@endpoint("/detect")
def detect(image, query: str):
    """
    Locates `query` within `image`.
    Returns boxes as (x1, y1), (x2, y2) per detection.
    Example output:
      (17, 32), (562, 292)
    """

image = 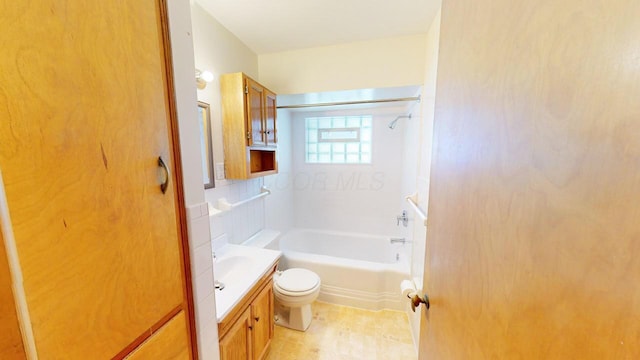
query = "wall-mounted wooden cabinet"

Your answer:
(220, 72), (278, 179)
(218, 265), (276, 360)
